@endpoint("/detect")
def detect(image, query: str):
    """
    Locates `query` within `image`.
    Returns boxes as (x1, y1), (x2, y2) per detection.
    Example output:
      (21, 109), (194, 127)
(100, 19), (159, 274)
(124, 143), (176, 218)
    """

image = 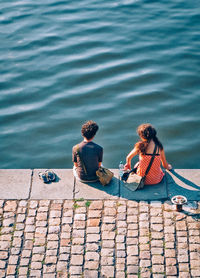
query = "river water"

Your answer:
(0, 0), (200, 169)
